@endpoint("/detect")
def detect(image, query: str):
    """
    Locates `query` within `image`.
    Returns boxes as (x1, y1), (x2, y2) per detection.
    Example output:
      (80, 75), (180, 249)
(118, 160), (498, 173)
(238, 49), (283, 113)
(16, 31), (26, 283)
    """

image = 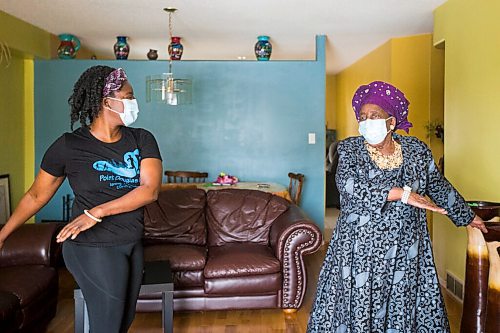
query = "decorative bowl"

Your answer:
(467, 201), (500, 221)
